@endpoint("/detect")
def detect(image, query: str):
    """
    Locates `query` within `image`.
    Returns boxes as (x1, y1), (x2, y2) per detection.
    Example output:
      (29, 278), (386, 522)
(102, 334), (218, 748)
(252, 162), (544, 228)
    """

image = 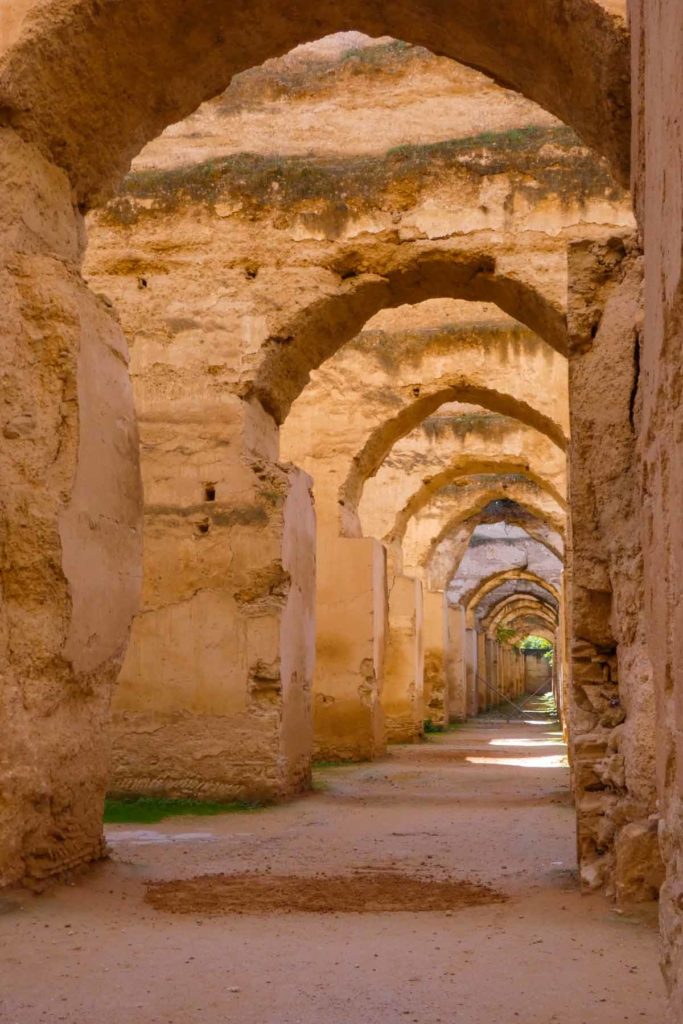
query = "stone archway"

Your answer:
(0, 0), (636, 896)
(464, 570), (561, 628)
(0, 0), (630, 205)
(406, 477), (566, 578)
